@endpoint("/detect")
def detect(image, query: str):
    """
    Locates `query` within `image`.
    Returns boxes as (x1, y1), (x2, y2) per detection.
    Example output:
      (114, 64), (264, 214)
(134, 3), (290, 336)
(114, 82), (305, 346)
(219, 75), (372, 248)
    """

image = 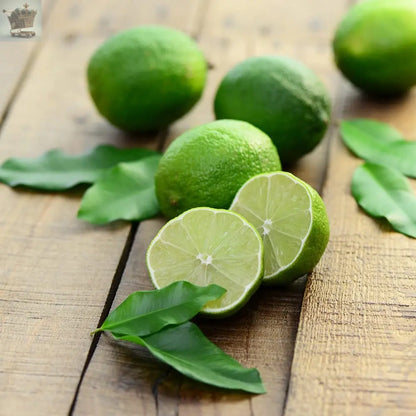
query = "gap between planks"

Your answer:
(68, 222), (139, 416)
(0, 1), (188, 415)
(67, 128), (169, 415)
